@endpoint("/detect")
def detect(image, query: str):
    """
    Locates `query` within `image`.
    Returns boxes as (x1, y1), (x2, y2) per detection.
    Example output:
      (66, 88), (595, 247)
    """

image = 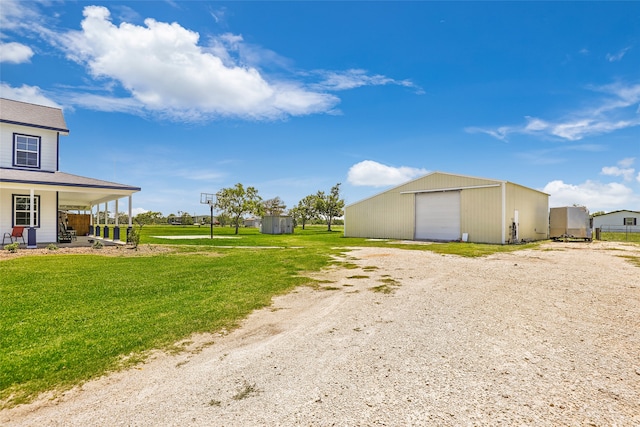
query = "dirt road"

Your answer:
(3, 241), (639, 426)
